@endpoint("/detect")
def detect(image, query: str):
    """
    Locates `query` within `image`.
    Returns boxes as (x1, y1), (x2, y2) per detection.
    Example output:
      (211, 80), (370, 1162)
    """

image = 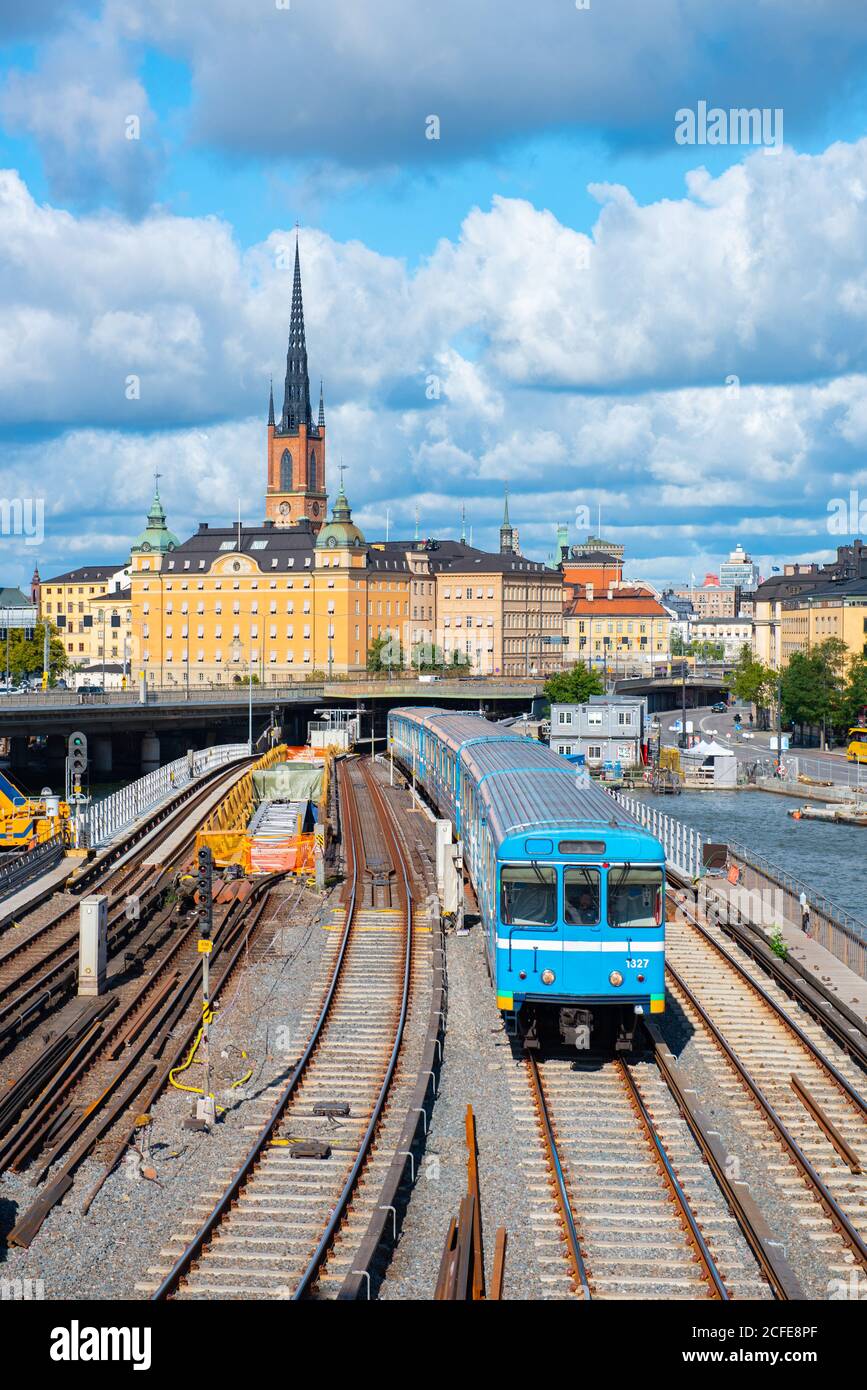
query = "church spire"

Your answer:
(318, 379), (325, 428)
(499, 486), (516, 555)
(268, 377), (275, 427)
(281, 233), (311, 432)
